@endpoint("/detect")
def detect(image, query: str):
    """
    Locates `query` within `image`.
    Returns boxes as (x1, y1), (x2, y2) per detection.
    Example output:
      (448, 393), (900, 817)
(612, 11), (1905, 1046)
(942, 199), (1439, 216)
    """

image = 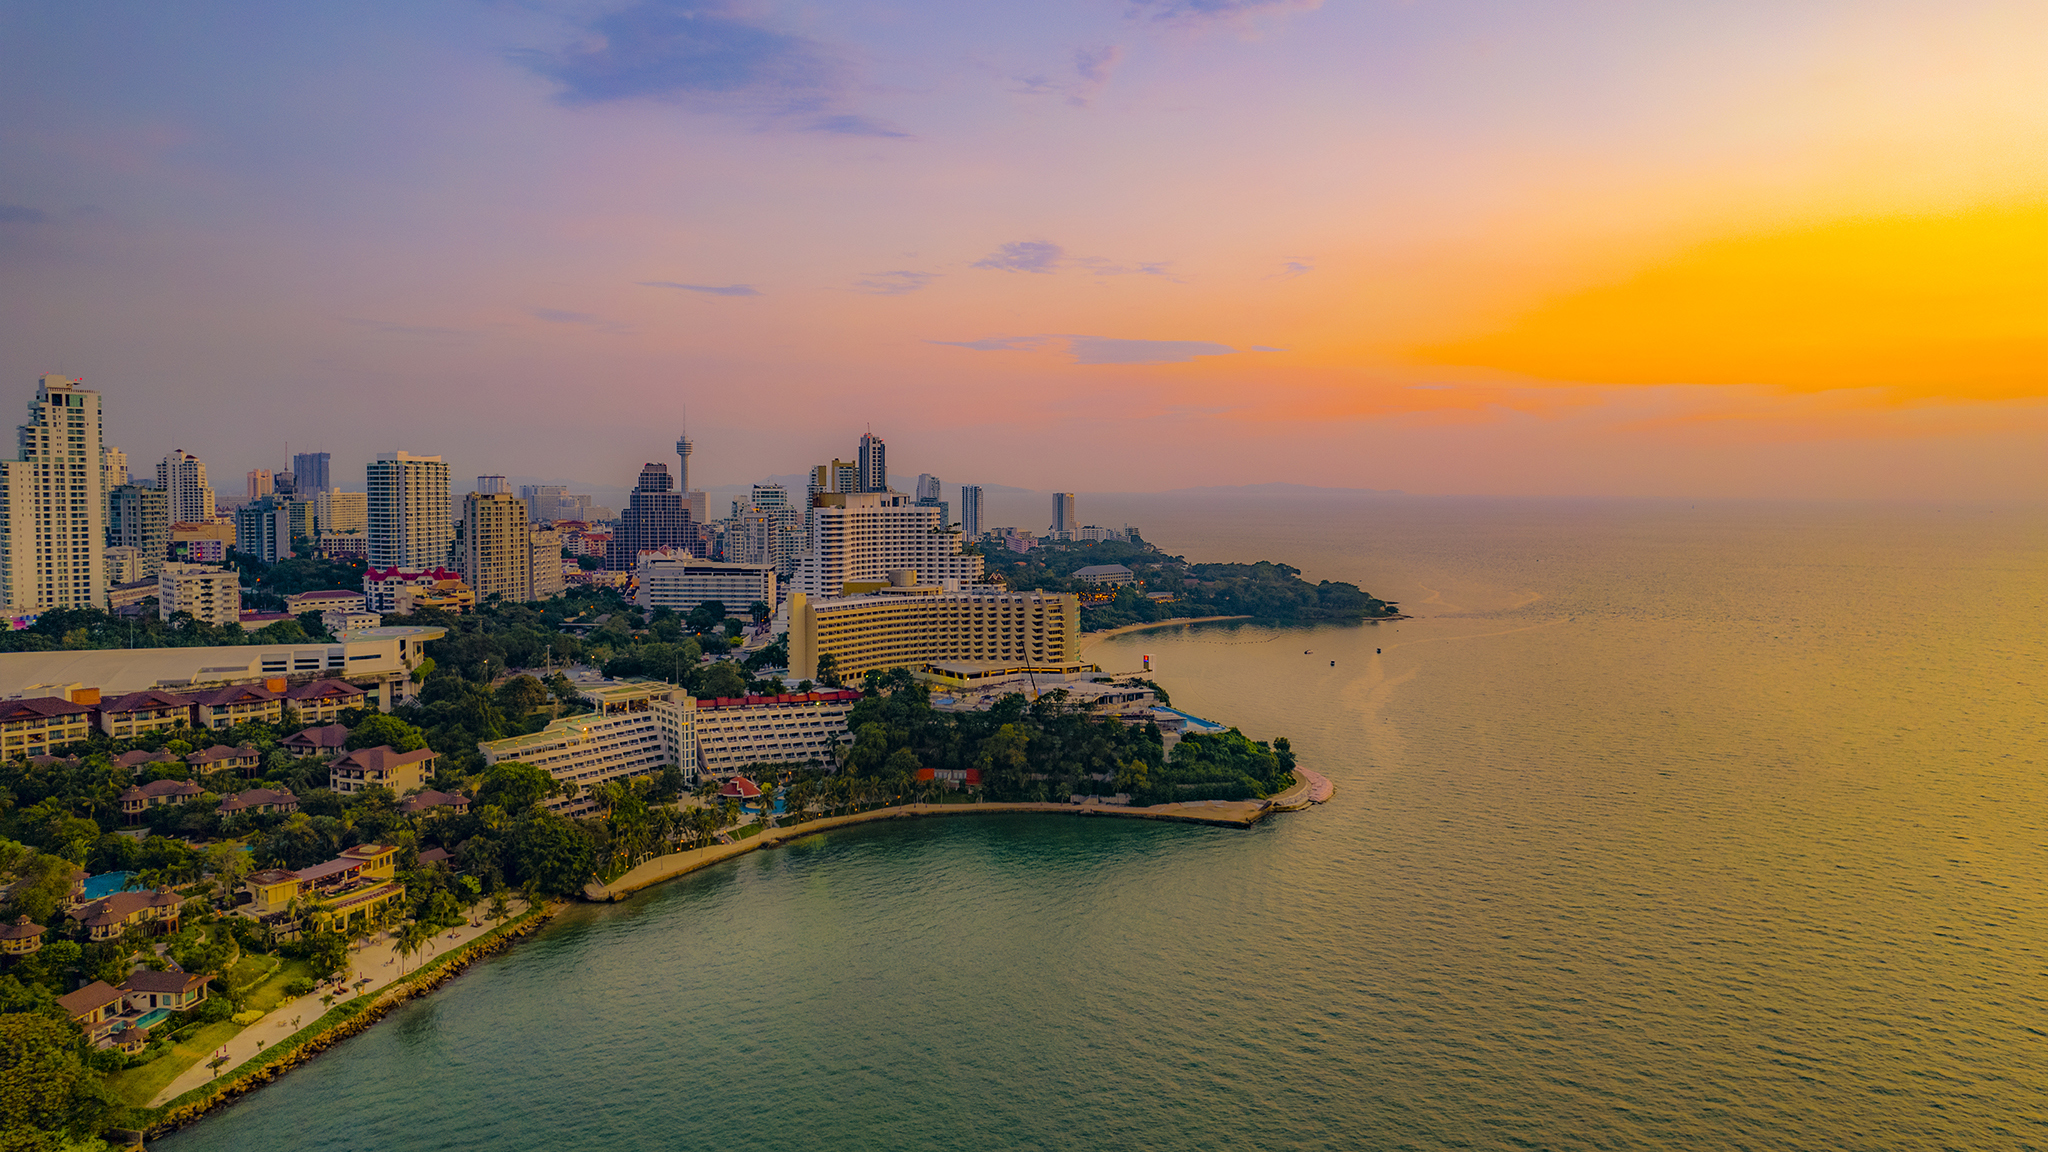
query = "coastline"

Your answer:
(1079, 616), (1254, 651)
